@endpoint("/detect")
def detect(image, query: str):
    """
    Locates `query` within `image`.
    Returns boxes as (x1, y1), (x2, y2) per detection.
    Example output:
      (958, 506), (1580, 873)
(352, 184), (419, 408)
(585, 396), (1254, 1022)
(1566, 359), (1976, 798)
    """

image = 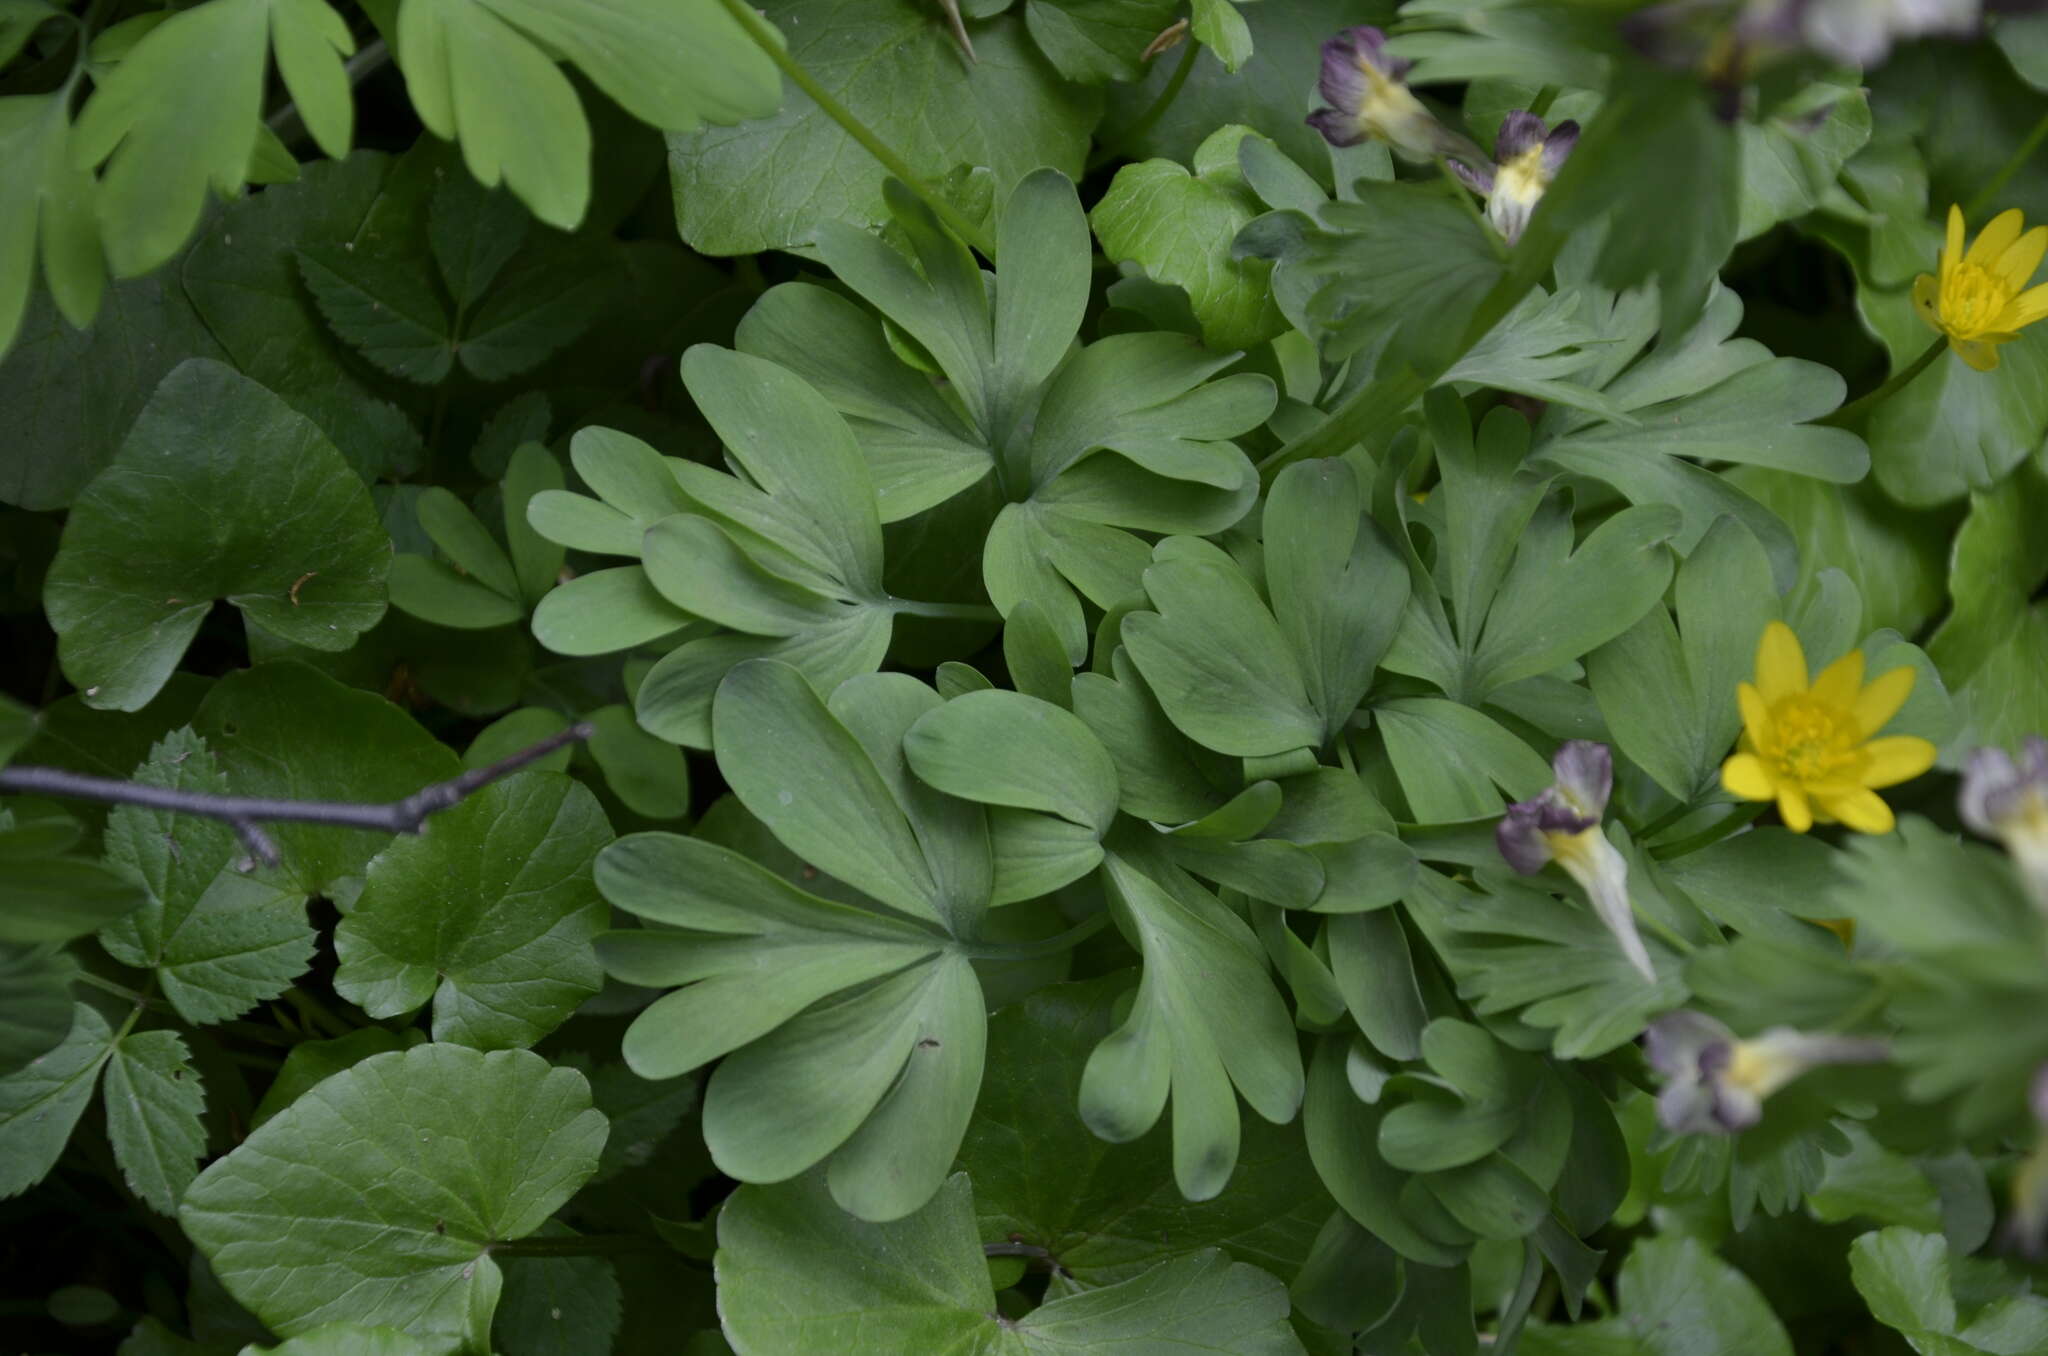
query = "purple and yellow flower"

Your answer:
(1720, 621), (1936, 834)
(1305, 26), (1484, 166)
(1960, 735), (2048, 915)
(1451, 111), (1579, 245)
(1497, 741), (1656, 981)
(1915, 205), (2048, 372)
(1645, 1009), (1888, 1134)
(2010, 1064), (2048, 1256)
